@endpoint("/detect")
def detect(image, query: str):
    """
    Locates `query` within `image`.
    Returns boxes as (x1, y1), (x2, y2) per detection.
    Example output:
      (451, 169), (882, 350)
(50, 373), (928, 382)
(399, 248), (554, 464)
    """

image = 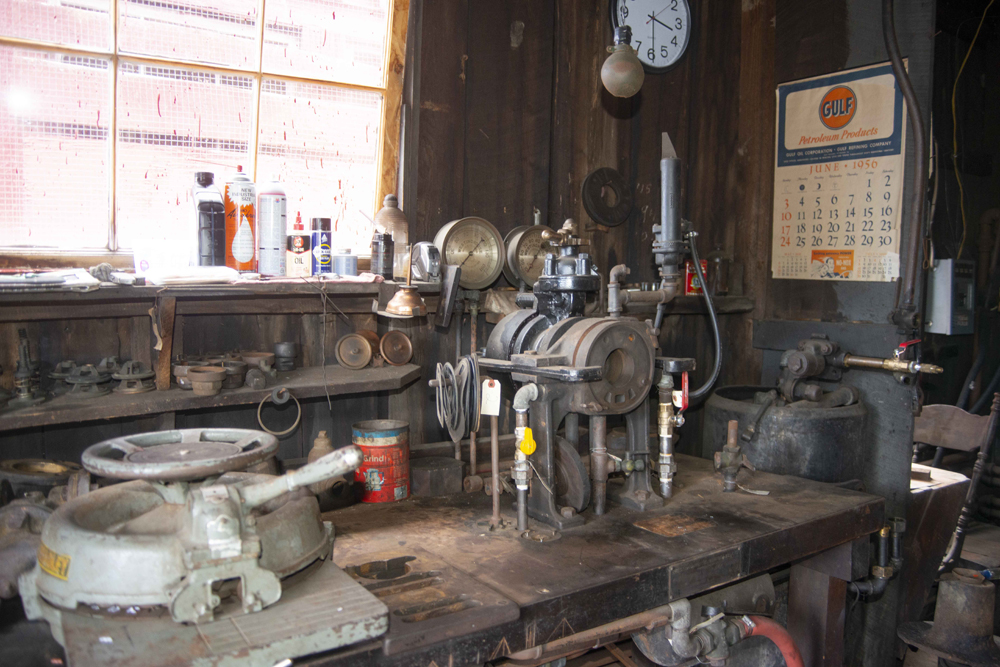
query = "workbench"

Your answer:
(313, 453), (884, 667)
